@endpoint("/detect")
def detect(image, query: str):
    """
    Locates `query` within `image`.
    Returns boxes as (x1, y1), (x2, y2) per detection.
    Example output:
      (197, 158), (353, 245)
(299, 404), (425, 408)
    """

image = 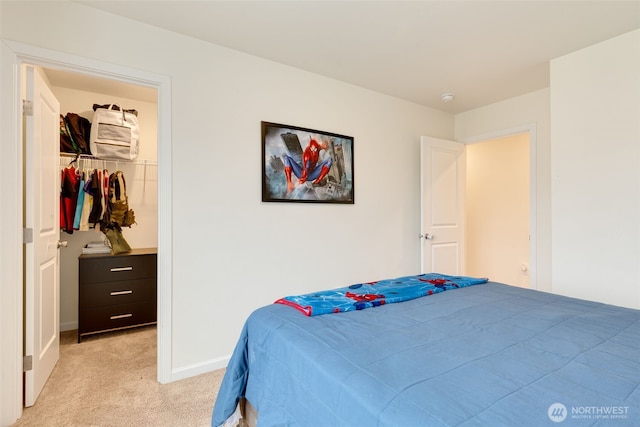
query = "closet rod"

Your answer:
(60, 152), (157, 166)
(60, 153), (156, 194)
